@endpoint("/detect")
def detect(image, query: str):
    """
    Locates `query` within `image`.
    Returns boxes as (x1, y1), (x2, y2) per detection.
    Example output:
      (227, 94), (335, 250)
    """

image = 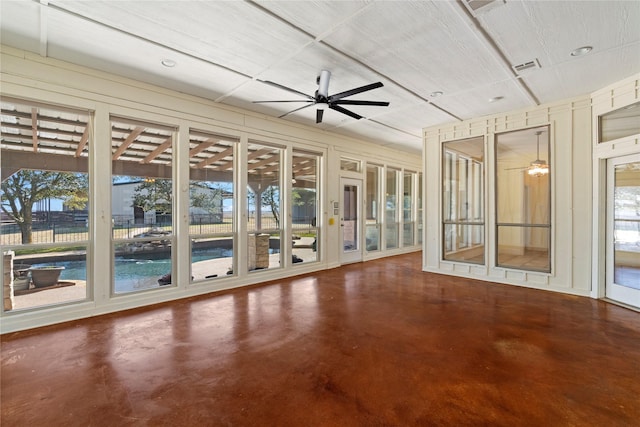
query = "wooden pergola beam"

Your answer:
(75, 126), (90, 158)
(141, 137), (172, 164)
(31, 108), (38, 152)
(111, 126), (144, 161)
(194, 146), (234, 169)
